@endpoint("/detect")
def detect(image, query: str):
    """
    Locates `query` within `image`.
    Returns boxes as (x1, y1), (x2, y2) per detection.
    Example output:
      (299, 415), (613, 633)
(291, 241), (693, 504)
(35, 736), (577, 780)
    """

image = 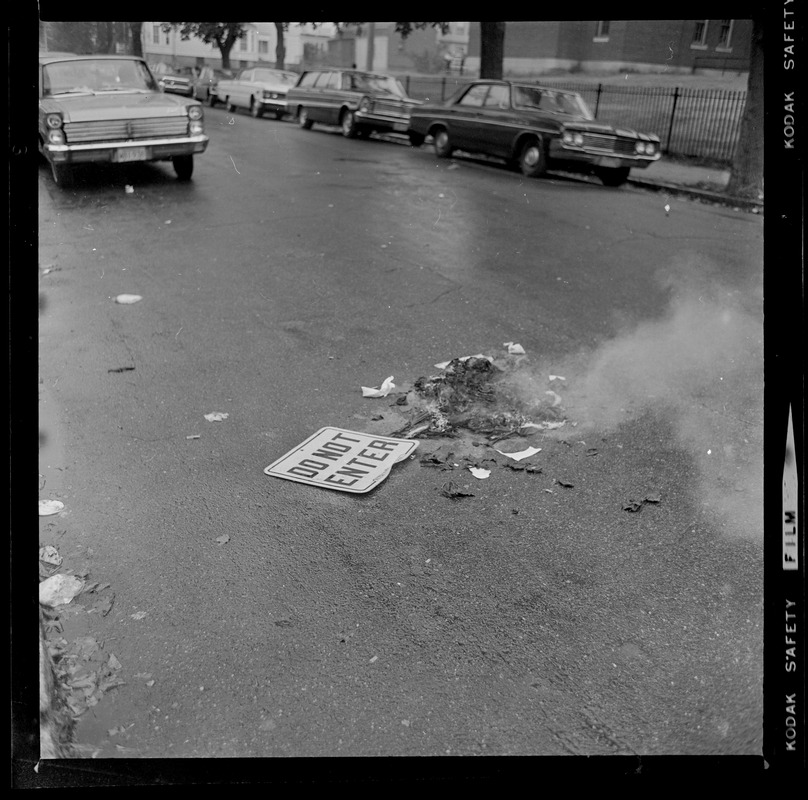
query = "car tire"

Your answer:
(298, 107), (313, 129)
(226, 98), (237, 113)
(597, 167), (630, 187)
(433, 128), (454, 158)
(250, 99), (264, 118)
(409, 132), (425, 148)
(518, 137), (547, 178)
(207, 92), (218, 107)
(341, 109), (359, 138)
(50, 162), (73, 188)
(173, 155), (194, 181)
(275, 110), (285, 120)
